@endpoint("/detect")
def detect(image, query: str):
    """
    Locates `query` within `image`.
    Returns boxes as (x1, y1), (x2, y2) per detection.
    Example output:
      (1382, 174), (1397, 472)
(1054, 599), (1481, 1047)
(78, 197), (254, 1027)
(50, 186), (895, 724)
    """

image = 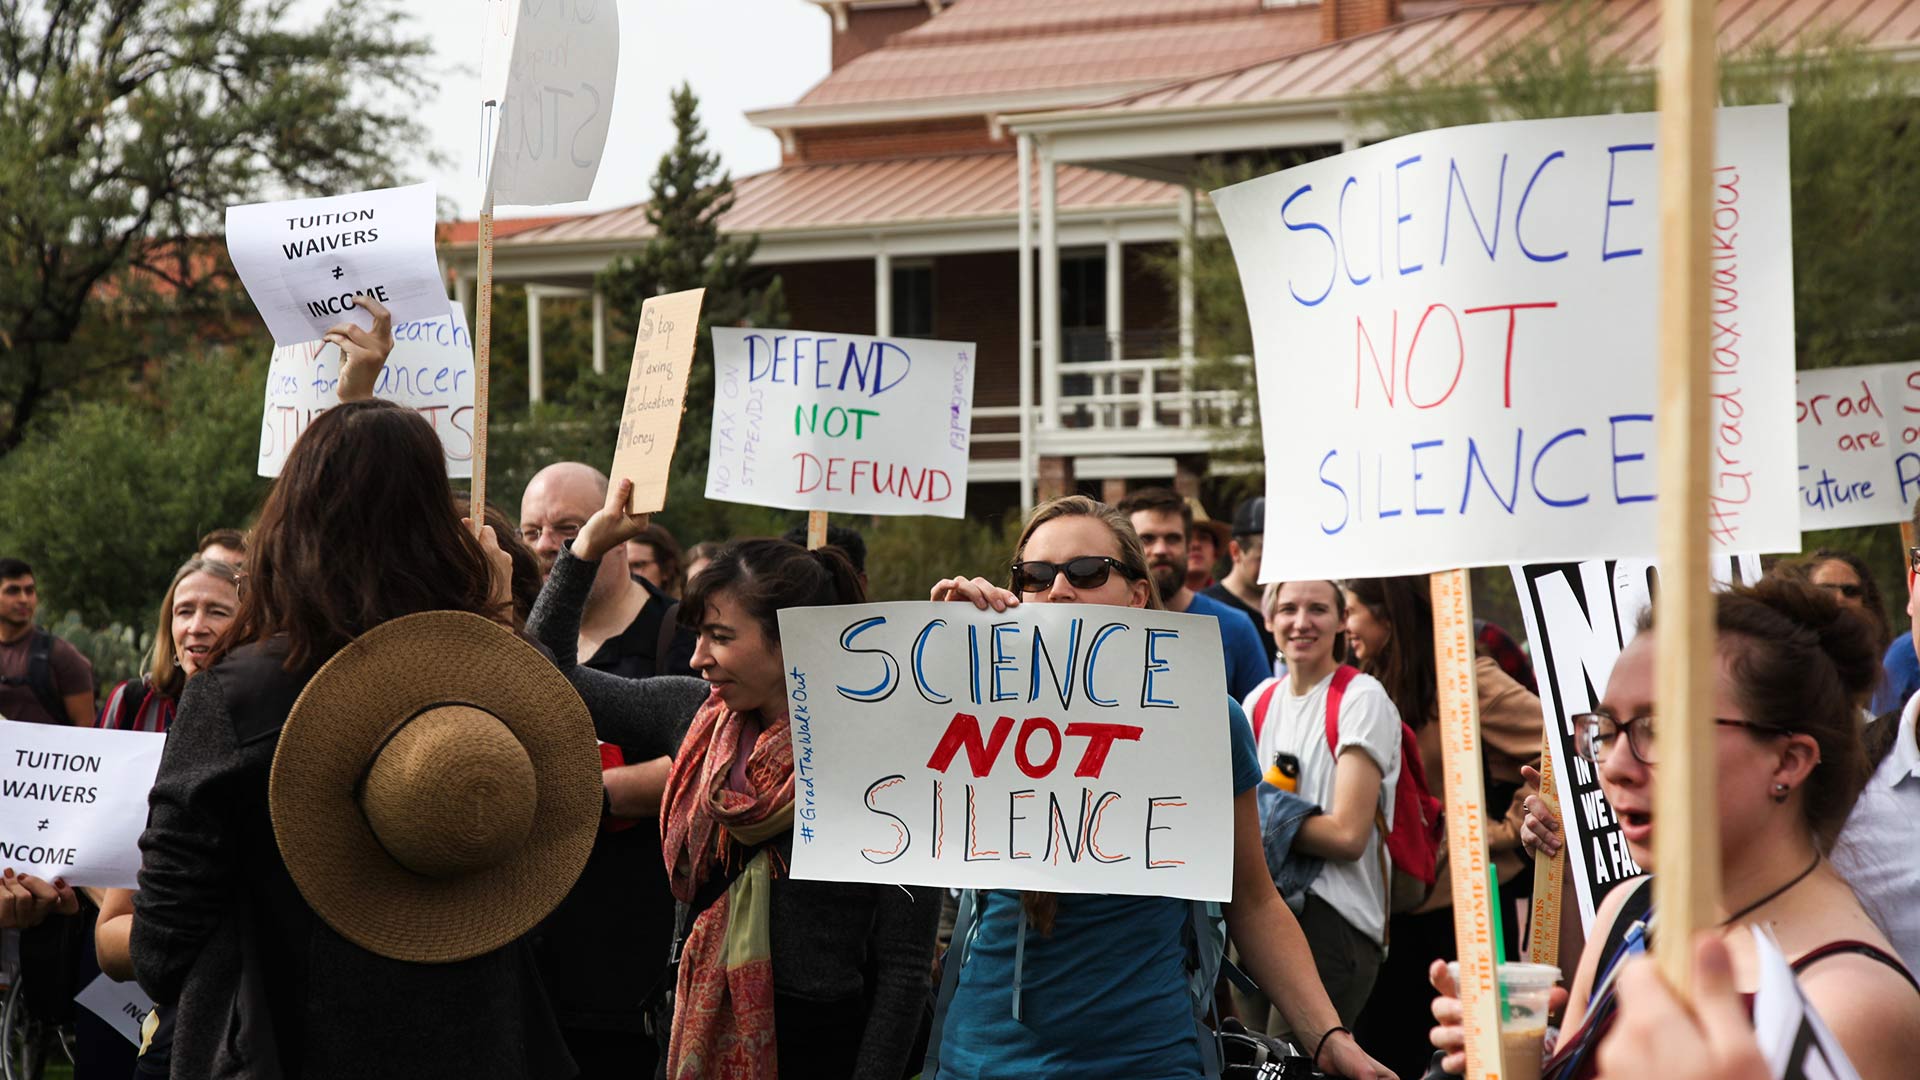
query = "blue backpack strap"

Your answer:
(920, 889), (978, 1080)
(1187, 898), (1227, 1080)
